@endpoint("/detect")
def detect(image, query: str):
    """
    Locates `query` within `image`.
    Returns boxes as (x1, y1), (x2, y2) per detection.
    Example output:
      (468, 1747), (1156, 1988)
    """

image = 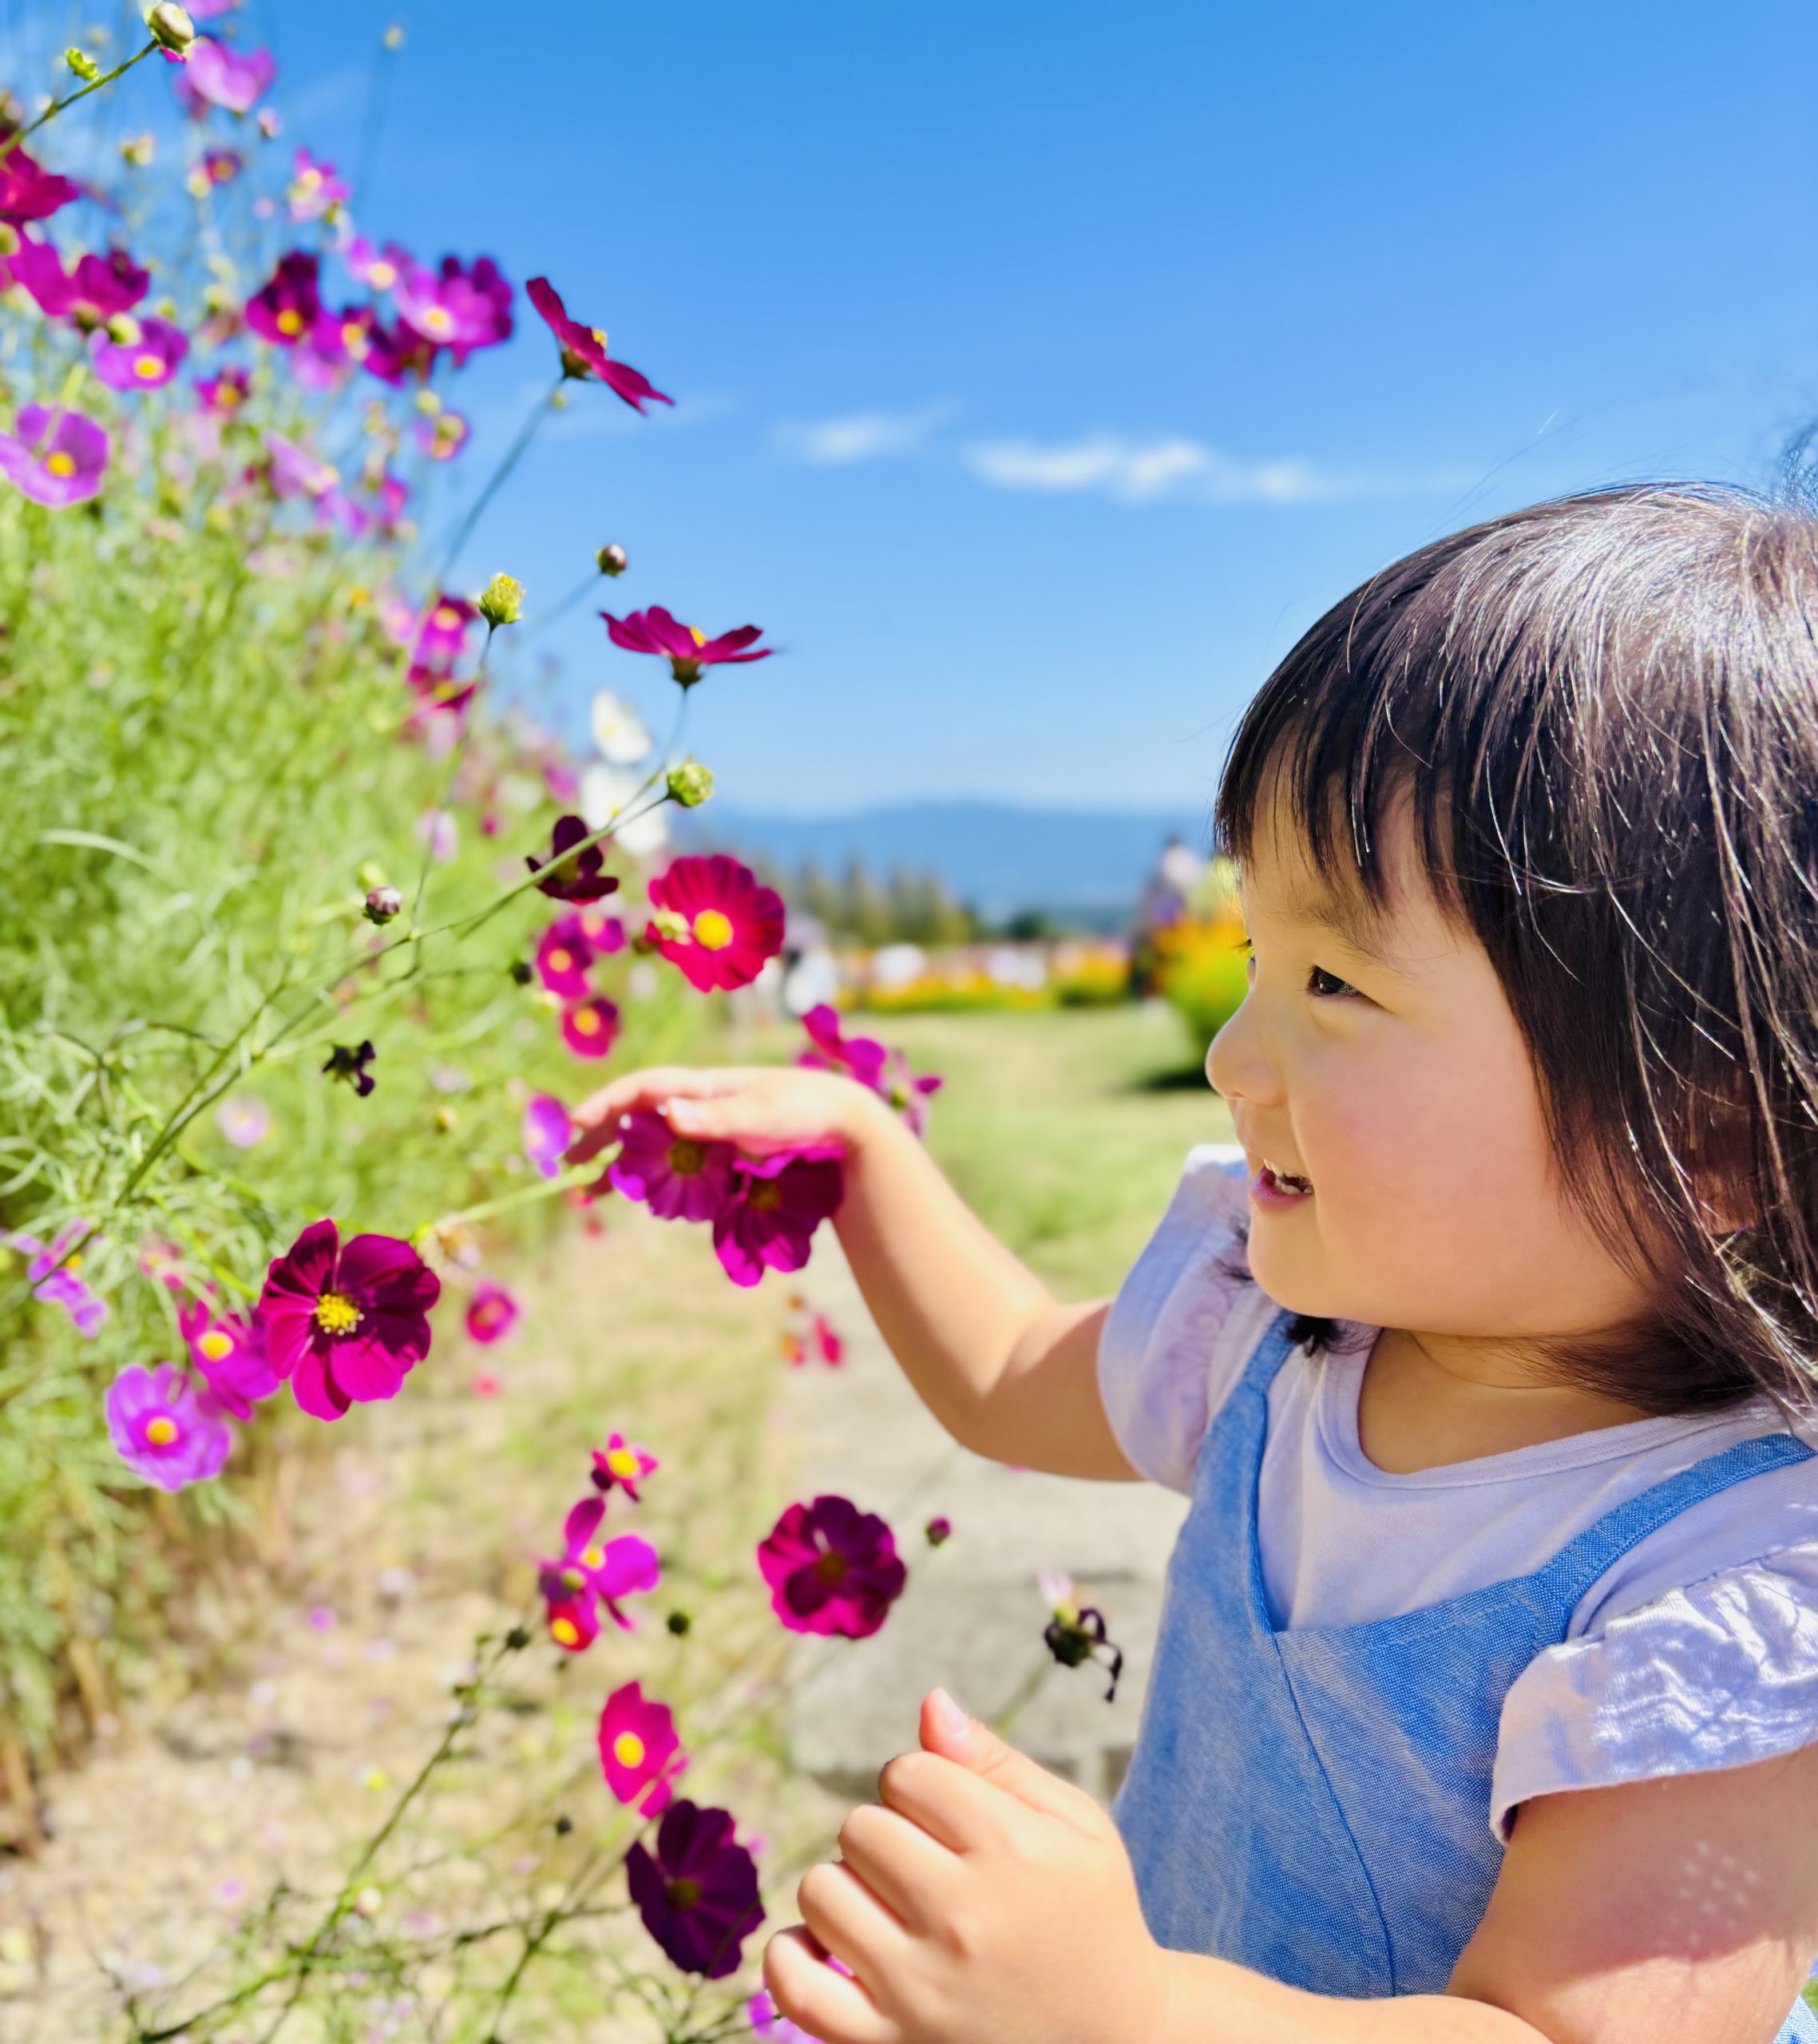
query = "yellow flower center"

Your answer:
(313, 1291), (362, 1337)
(297, 168), (322, 192)
(574, 1008), (600, 1036)
(370, 260), (397, 289)
(46, 453), (75, 477)
(590, 327), (608, 348)
(750, 1179), (784, 1213)
(343, 320), (366, 349)
(199, 1329), (234, 1362)
(691, 909), (734, 952)
(549, 1615), (579, 1646)
(688, 625), (706, 648)
(667, 1138), (706, 1176)
(433, 604), (461, 629)
(145, 1416), (180, 1447)
(275, 308), (303, 336)
(421, 307), (452, 336)
(133, 354), (164, 379)
(581, 1544), (605, 1570)
(608, 1447), (640, 1480)
(547, 947), (572, 973)
(612, 1731), (646, 1769)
